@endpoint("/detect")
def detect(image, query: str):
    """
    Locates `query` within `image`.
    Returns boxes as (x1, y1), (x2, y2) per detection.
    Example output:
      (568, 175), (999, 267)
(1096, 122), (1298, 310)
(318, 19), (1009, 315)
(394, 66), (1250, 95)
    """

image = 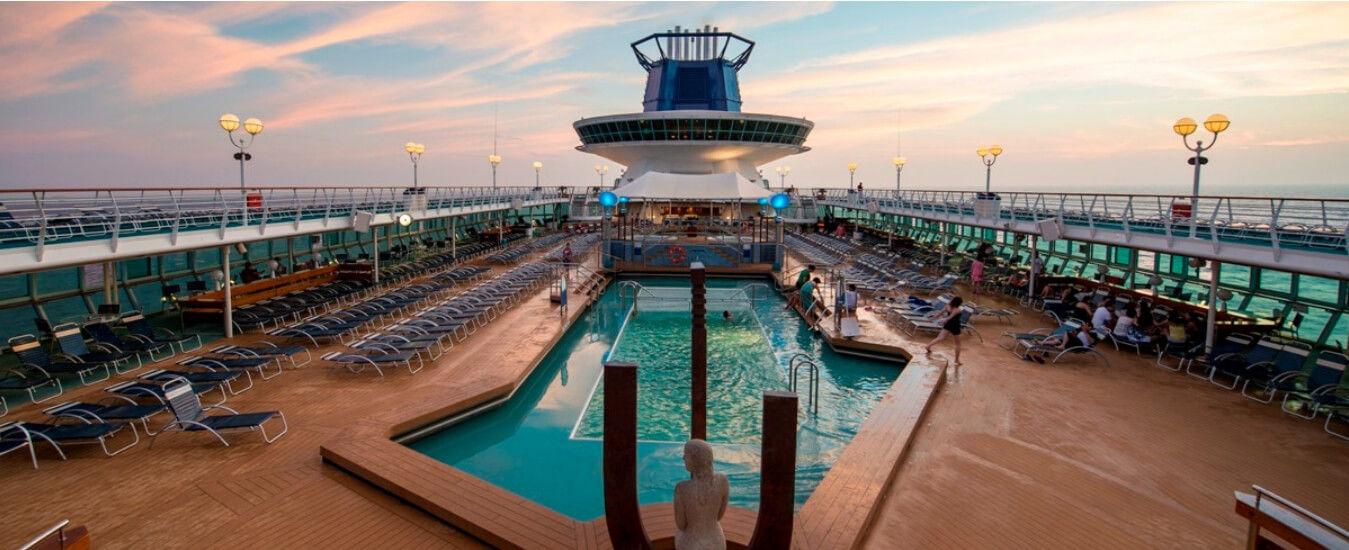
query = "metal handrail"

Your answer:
(18, 519), (71, 550)
(1248, 484), (1349, 543)
(787, 352), (820, 415)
